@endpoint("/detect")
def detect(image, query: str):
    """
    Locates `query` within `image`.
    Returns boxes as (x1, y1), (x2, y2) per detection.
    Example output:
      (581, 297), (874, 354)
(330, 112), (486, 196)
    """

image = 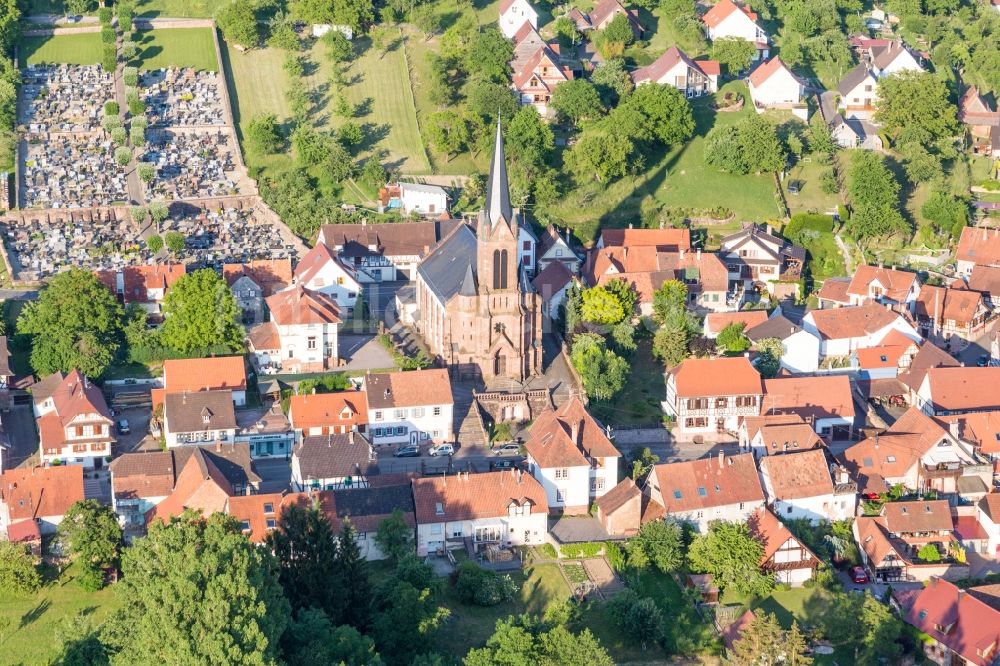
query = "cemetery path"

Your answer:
(115, 60), (145, 206)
